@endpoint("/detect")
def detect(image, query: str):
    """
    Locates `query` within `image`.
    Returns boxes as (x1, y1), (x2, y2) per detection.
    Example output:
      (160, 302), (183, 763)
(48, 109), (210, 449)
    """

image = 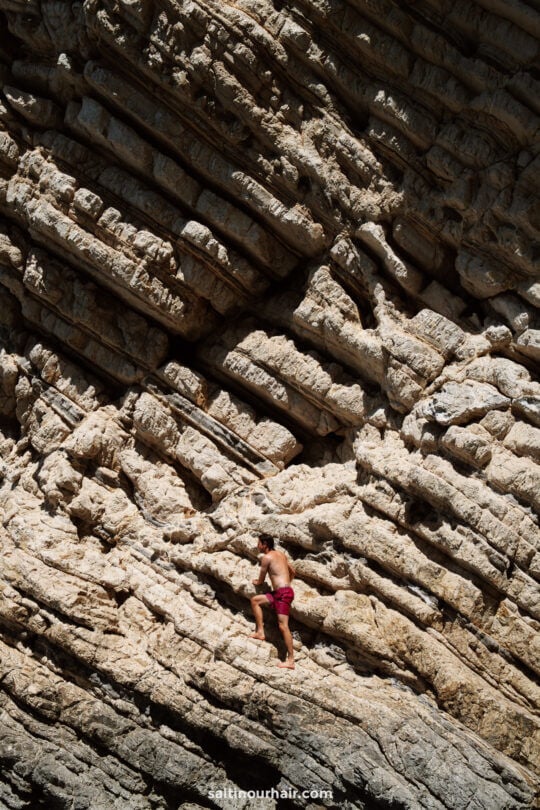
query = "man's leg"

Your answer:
(249, 594), (269, 640)
(277, 614), (295, 668)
